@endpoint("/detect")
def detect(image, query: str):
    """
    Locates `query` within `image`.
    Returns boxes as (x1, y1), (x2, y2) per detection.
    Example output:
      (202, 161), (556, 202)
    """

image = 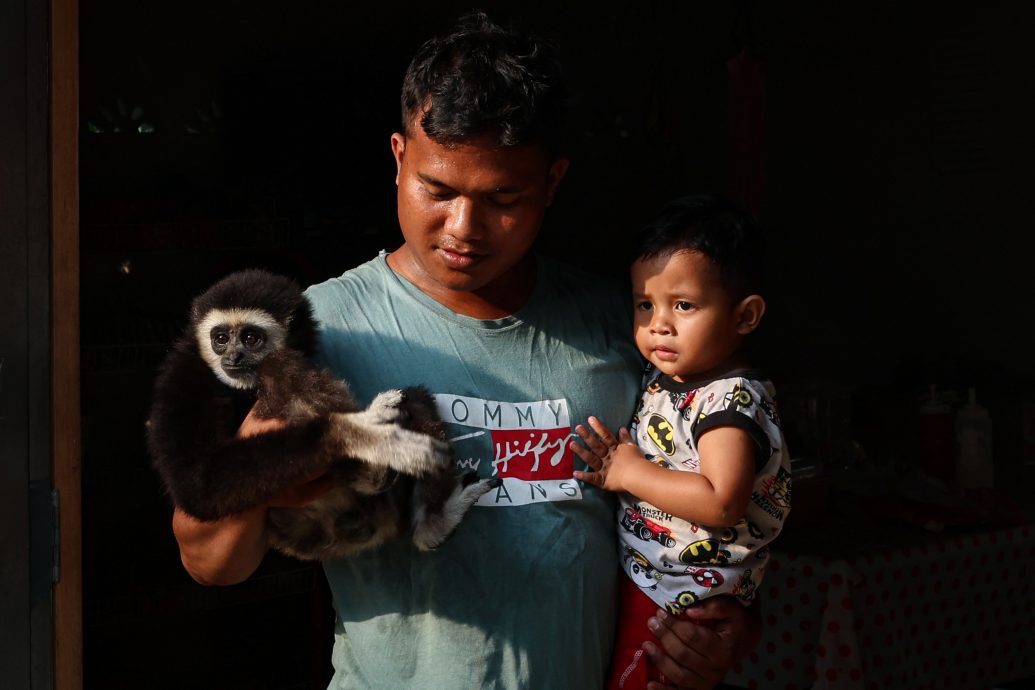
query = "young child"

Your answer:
(571, 193), (791, 690)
